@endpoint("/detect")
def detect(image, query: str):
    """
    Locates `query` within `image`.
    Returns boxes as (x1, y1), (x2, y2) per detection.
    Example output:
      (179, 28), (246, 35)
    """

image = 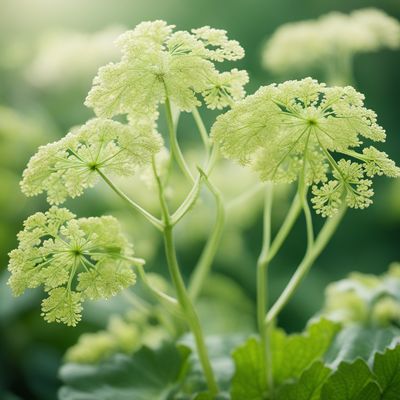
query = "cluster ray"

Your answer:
(8, 206), (139, 326)
(211, 78), (400, 217)
(21, 118), (162, 205)
(85, 20), (248, 121)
